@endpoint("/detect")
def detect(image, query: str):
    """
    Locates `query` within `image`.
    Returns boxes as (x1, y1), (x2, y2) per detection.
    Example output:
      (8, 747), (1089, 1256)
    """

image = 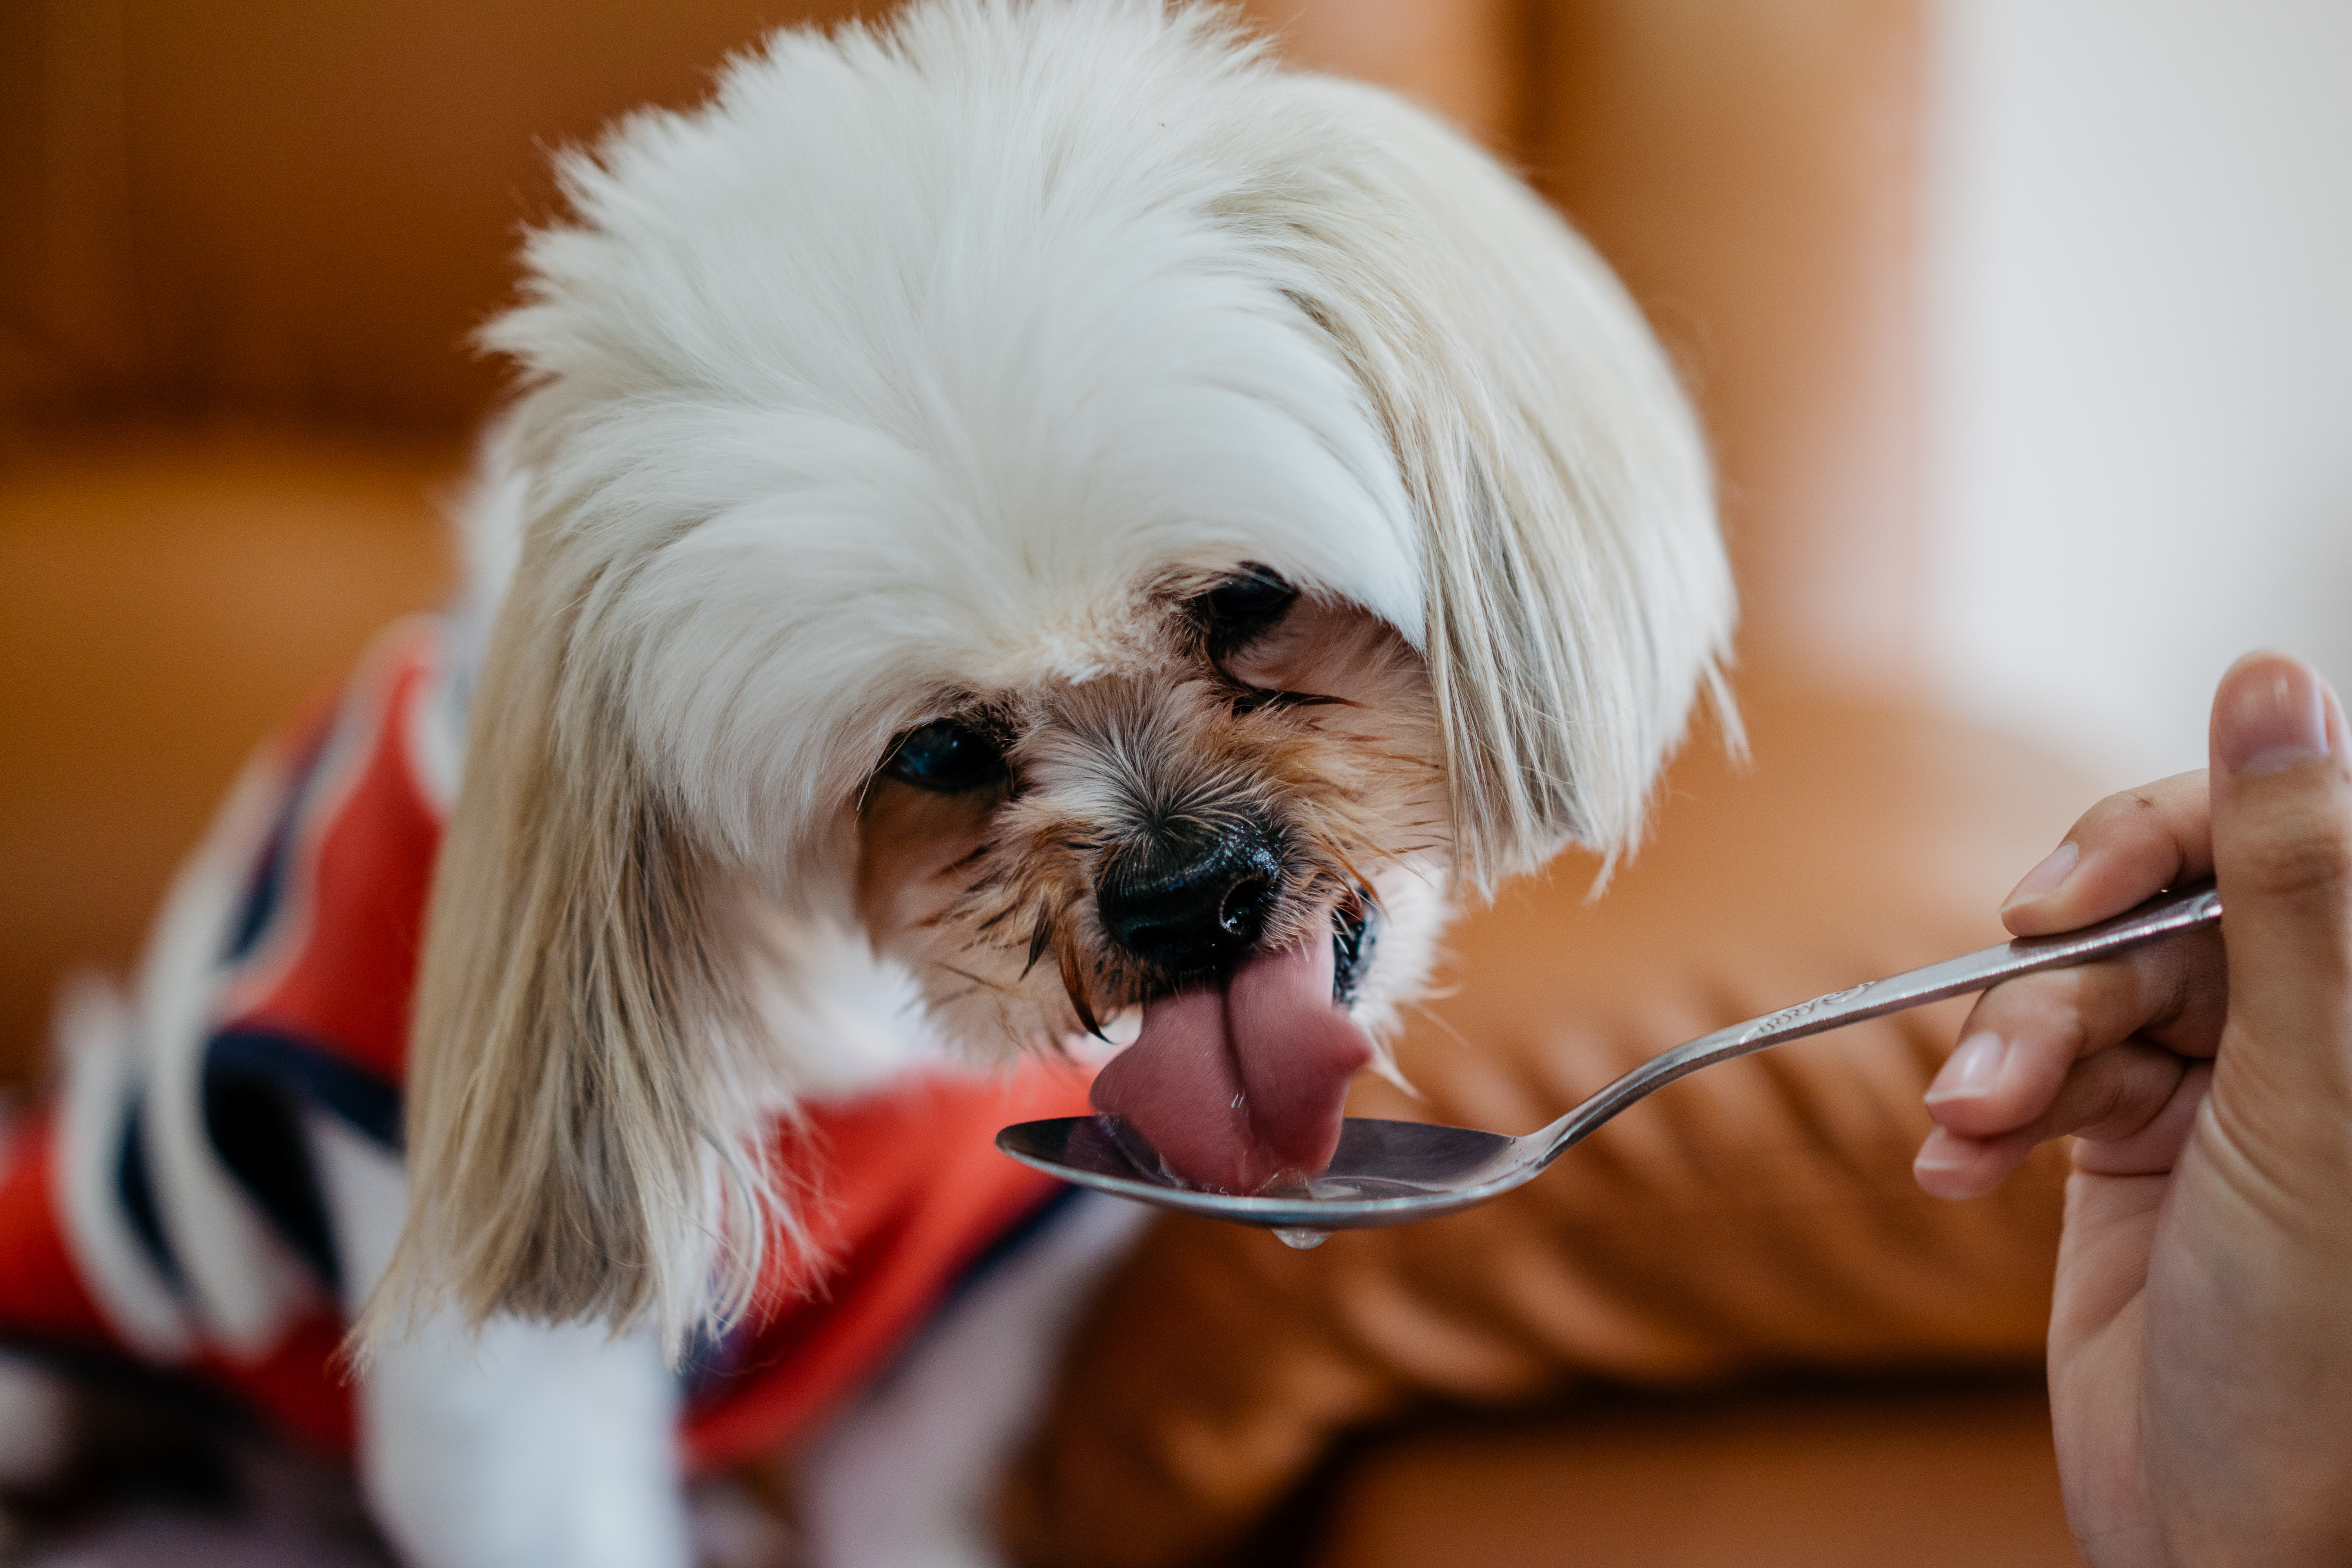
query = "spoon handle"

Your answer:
(1542, 881), (2224, 1159)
